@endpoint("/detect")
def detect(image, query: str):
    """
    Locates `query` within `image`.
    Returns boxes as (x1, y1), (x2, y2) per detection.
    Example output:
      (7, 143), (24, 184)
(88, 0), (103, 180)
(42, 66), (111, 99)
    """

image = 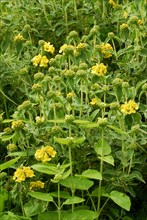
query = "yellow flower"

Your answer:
(35, 146), (56, 163)
(91, 63), (107, 76)
(30, 180), (45, 190)
(123, 12), (128, 19)
(14, 34), (25, 41)
(44, 42), (55, 54)
(59, 44), (68, 53)
(59, 44), (75, 54)
(100, 43), (113, 58)
(120, 23), (128, 30)
(138, 19), (143, 25)
(108, 0), (116, 8)
(66, 92), (76, 99)
(120, 100), (138, 114)
(39, 56), (49, 67)
(11, 120), (24, 130)
(32, 54), (42, 66)
(13, 166), (35, 182)
(90, 98), (98, 105)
